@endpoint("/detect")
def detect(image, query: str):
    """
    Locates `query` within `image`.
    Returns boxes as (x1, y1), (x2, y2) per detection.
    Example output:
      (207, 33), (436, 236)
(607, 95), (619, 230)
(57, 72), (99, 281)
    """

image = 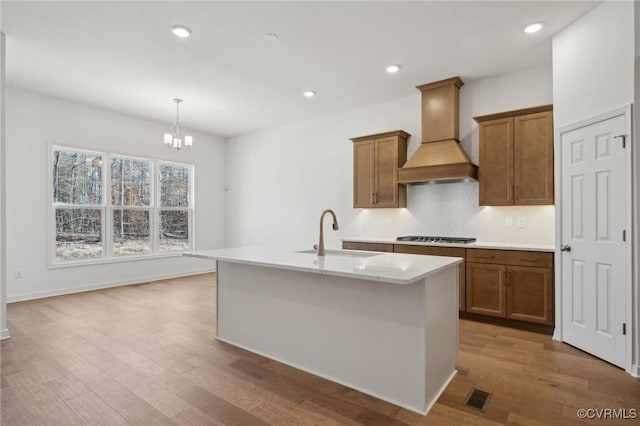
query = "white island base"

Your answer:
(215, 260), (458, 415)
